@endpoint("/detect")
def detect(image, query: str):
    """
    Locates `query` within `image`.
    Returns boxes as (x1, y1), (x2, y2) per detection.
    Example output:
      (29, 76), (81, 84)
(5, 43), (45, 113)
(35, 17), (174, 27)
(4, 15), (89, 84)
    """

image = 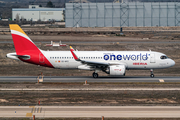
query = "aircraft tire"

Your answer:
(150, 74), (154, 78)
(93, 72), (98, 78)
